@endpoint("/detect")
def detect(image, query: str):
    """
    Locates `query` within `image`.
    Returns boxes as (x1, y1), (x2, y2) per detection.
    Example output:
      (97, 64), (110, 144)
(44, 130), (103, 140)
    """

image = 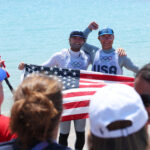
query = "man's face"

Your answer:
(0, 83), (4, 108)
(134, 75), (150, 123)
(134, 76), (150, 95)
(69, 36), (85, 52)
(98, 34), (114, 50)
